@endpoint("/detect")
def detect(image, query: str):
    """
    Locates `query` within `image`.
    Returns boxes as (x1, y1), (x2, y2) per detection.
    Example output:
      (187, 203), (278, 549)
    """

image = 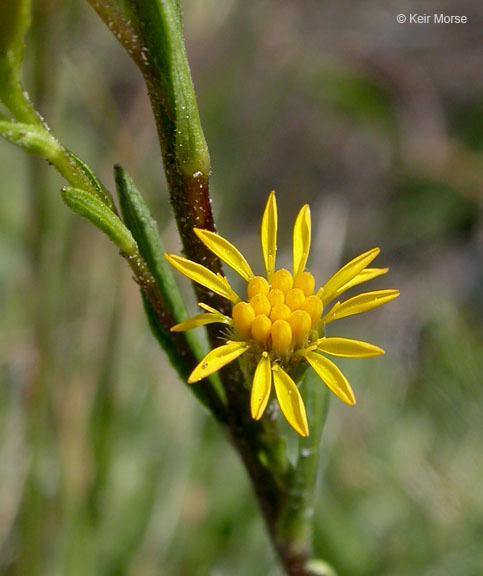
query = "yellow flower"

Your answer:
(165, 192), (399, 437)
